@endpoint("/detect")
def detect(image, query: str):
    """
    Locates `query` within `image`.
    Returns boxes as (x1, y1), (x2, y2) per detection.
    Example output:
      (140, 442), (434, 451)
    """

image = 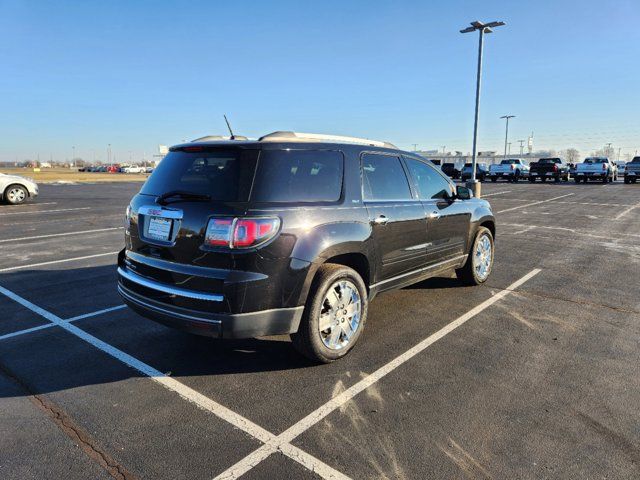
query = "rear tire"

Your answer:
(456, 227), (494, 286)
(491, 177), (497, 183)
(3, 184), (28, 205)
(529, 177), (535, 183)
(541, 177), (547, 182)
(291, 264), (368, 363)
(624, 177), (630, 184)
